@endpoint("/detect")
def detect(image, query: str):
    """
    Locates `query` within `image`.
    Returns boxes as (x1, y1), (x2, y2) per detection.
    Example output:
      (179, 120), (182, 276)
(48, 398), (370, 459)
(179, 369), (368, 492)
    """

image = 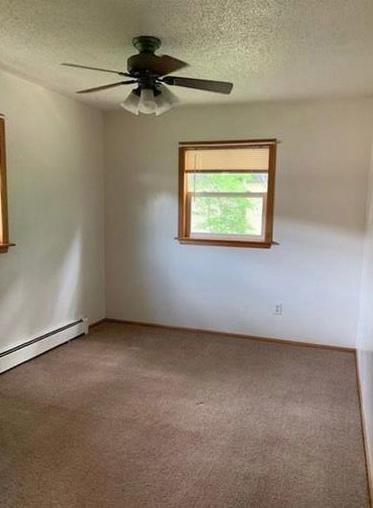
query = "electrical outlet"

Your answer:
(274, 304), (283, 315)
